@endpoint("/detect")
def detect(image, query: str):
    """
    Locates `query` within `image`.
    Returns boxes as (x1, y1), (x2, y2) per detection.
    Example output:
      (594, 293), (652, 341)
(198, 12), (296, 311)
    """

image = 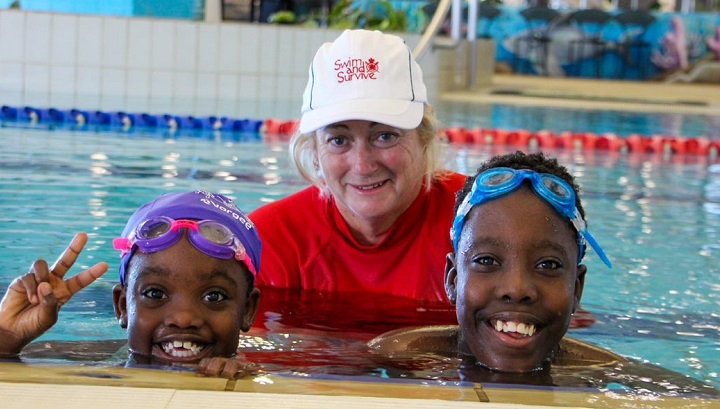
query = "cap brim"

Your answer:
(299, 99), (424, 134)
